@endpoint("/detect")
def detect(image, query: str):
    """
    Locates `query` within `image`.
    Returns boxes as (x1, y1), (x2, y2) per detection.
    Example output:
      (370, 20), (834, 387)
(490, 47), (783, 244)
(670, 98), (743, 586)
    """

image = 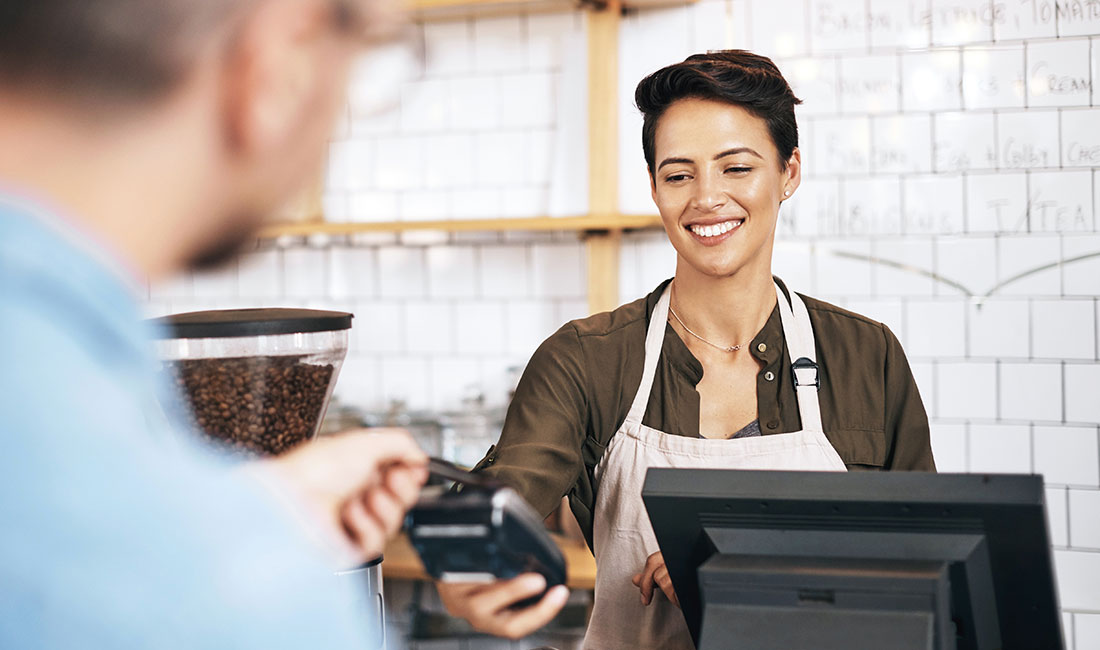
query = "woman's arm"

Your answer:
(475, 322), (590, 515)
(881, 323), (936, 471)
(438, 323), (591, 637)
